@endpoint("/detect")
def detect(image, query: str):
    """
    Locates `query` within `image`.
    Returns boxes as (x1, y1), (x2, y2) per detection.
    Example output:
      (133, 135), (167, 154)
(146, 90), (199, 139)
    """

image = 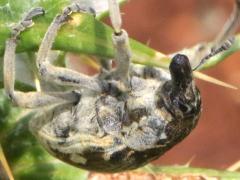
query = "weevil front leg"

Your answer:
(193, 0), (240, 70)
(4, 8), (80, 108)
(36, 3), (102, 92)
(108, 0), (131, 87)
